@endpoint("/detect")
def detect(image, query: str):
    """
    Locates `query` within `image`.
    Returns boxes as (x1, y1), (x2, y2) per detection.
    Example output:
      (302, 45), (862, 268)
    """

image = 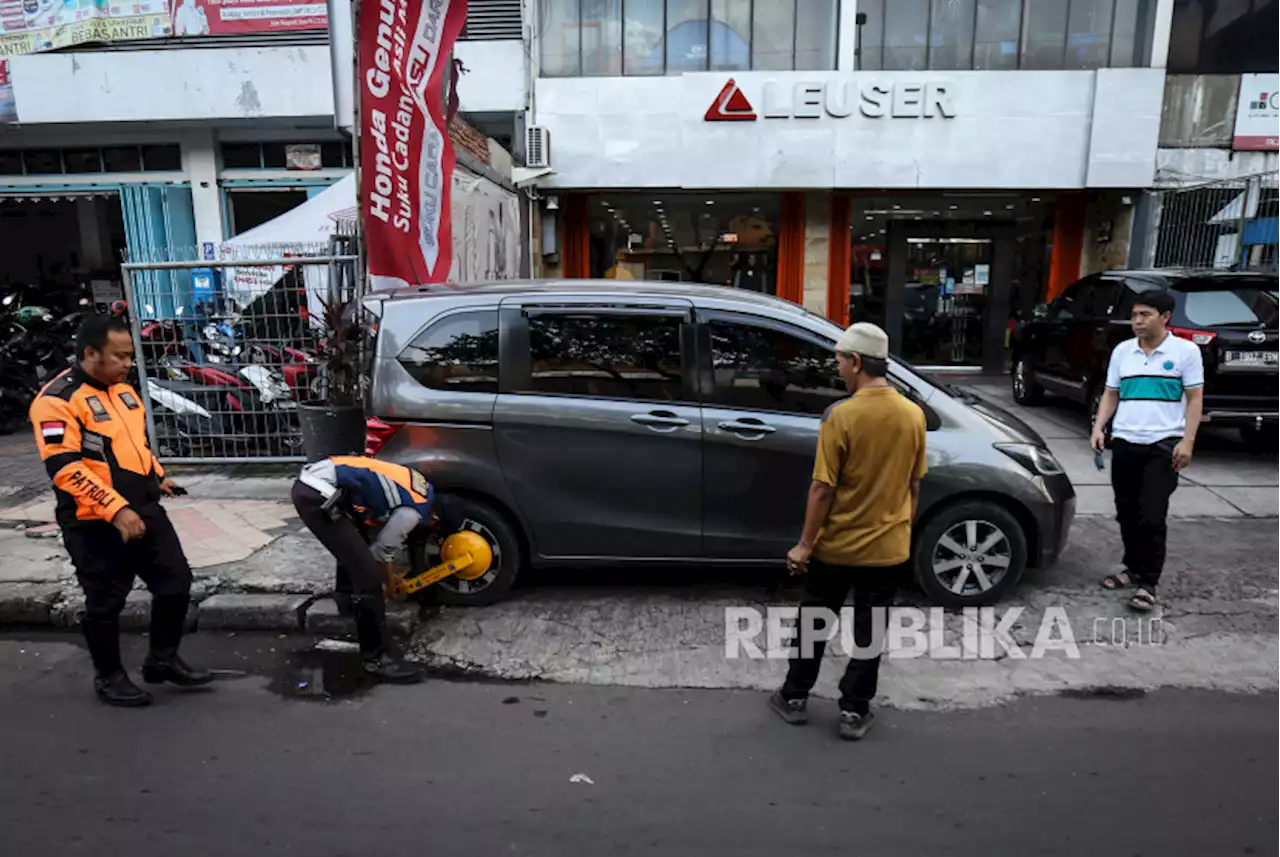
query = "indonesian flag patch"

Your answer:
(40, 421), (66, 445)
